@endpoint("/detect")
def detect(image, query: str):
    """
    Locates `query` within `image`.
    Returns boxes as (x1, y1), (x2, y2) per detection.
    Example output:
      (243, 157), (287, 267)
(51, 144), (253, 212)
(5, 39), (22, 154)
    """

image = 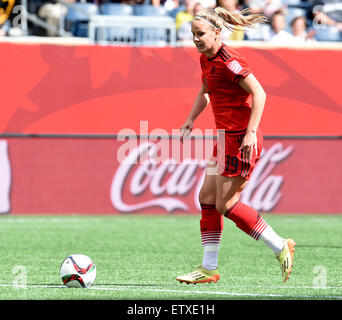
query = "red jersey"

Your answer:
(200, 44), (252, 132)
